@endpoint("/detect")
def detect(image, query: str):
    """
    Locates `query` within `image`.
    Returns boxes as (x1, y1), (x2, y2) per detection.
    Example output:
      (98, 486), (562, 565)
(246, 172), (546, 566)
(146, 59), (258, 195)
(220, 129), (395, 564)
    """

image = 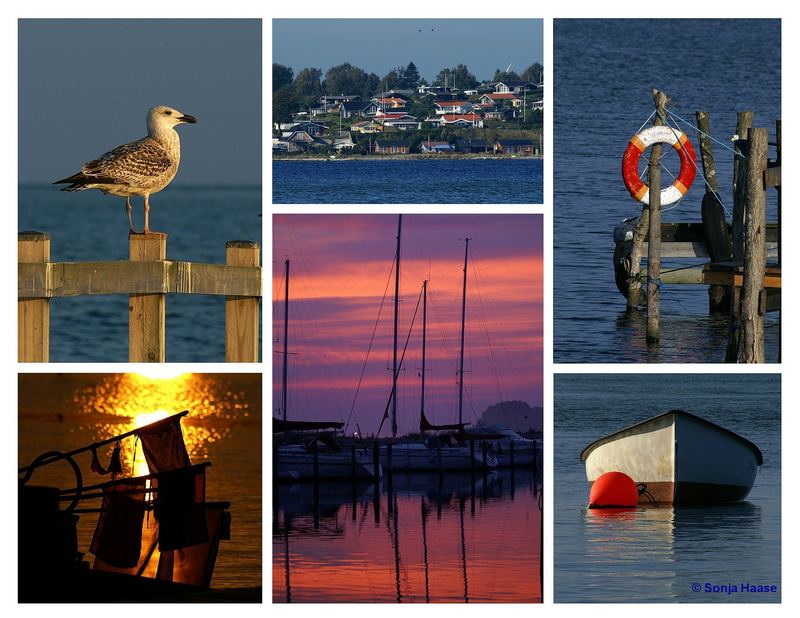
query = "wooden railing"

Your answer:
(18, 232), (261, 362)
